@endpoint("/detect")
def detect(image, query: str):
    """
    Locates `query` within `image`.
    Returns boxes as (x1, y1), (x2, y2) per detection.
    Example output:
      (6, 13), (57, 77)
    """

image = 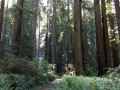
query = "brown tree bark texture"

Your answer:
(94, 0), (107, 75)
(74, 0), (84, 75)
(0, 0), (5, 40)
(101, 0), (111, 67)
(51, 0), (57, 64)
(14, 0), (24, 56)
